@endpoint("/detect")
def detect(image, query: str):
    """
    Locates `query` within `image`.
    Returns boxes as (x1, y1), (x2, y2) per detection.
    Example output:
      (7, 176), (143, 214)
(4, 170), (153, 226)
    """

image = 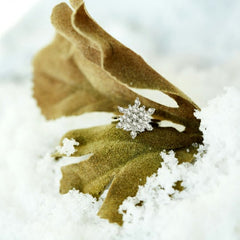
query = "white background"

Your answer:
(0, 0), (39, 37)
